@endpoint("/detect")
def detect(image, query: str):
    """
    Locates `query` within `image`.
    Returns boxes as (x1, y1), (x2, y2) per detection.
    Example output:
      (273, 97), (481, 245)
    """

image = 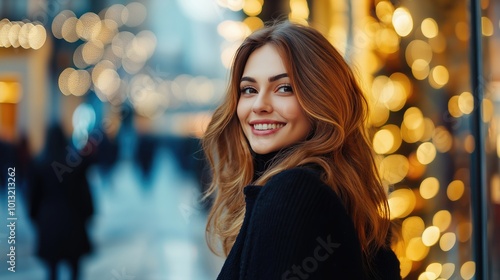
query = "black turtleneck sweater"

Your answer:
(217, 153), (401, 280)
